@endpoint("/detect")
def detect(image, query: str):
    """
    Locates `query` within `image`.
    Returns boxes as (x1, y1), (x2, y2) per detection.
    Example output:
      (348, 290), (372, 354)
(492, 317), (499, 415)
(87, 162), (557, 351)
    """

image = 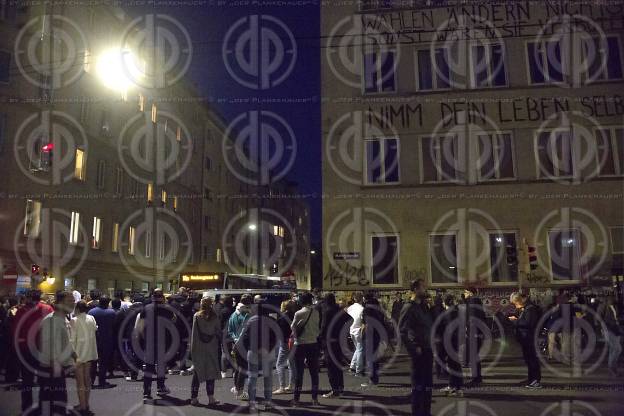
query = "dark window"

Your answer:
(365, 138), (399, 184)
(372, 235), (399, 285)
(489, 233), (518, 282)
(430, 234), (458, 284)
(418, 48), (450, 90)
(363, 50), (396, 93)
(477, 133), (515, 181)
(549, 230), (582, 281)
